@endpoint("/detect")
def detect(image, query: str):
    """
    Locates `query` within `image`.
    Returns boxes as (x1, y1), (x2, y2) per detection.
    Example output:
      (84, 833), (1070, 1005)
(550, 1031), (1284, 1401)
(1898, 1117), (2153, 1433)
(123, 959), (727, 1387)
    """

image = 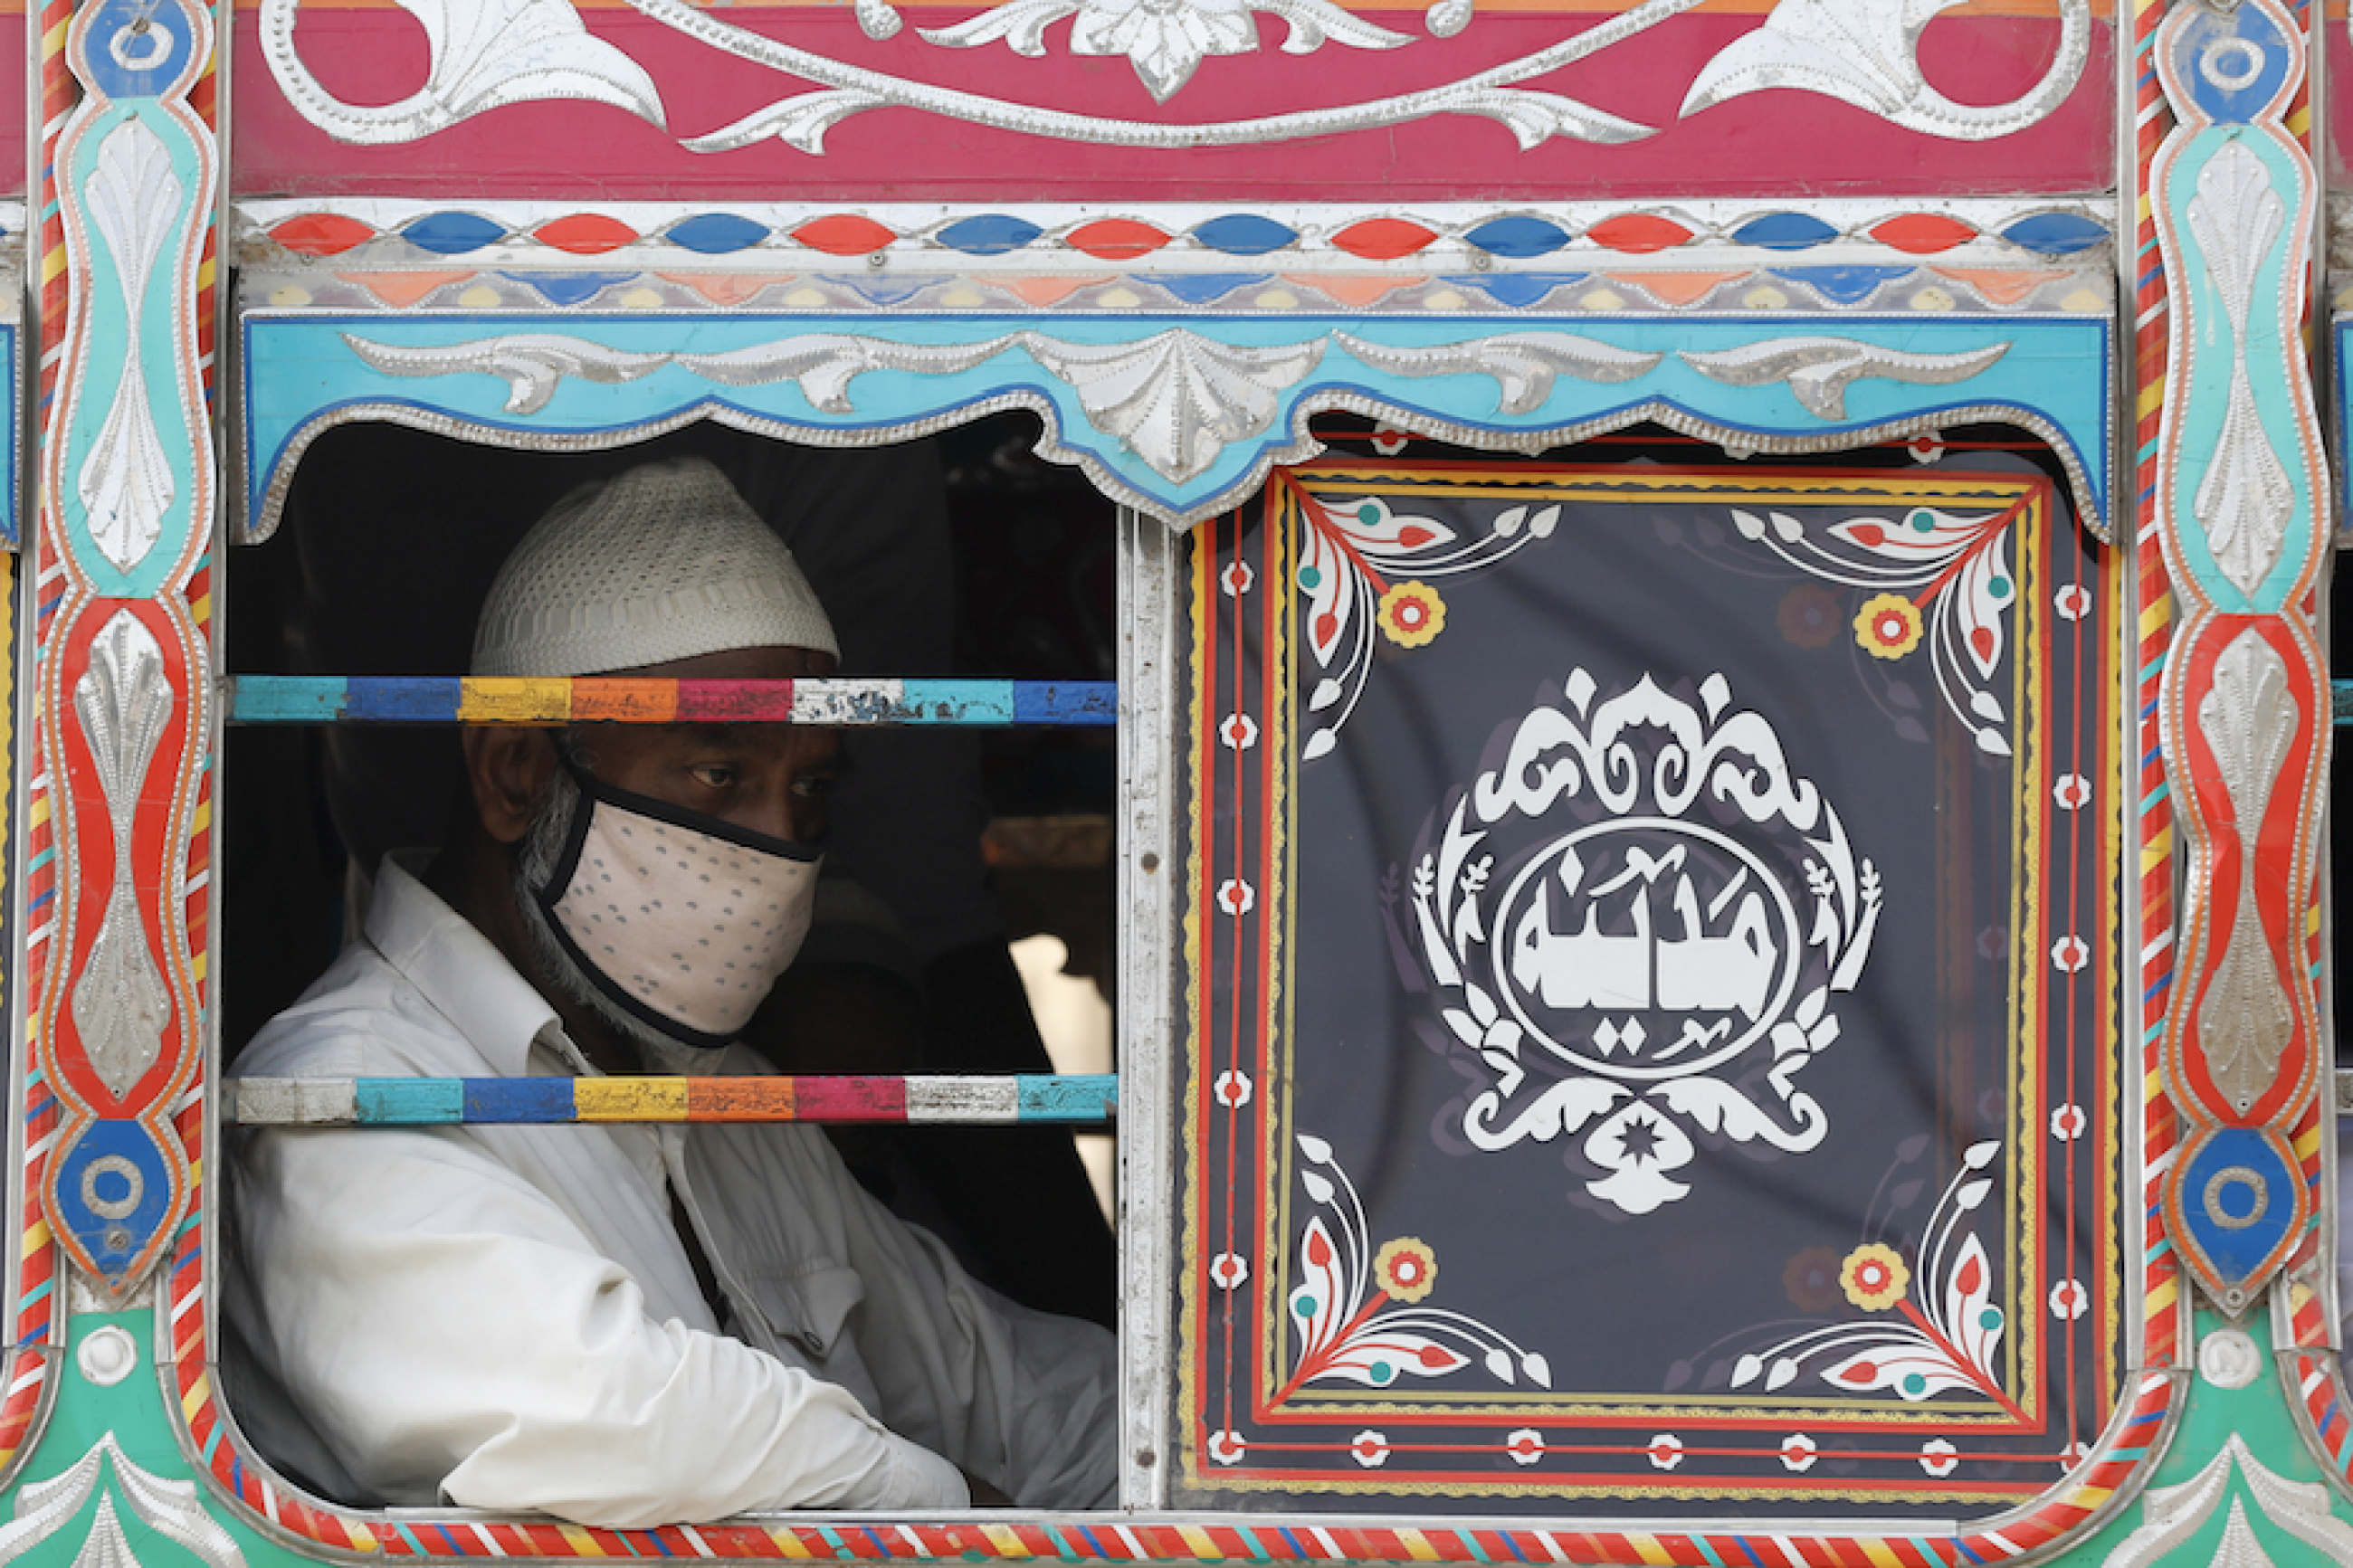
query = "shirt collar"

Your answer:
(363, 860), (577, 1079)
